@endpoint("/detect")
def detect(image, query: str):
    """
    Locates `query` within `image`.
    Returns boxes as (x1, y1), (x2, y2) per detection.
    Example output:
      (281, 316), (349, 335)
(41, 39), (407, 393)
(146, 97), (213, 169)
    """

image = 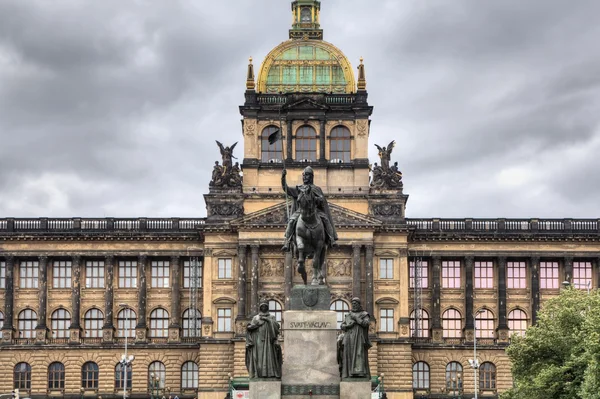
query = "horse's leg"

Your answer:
(298, 249), (307, 285)
(317, 245), (326, 285)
